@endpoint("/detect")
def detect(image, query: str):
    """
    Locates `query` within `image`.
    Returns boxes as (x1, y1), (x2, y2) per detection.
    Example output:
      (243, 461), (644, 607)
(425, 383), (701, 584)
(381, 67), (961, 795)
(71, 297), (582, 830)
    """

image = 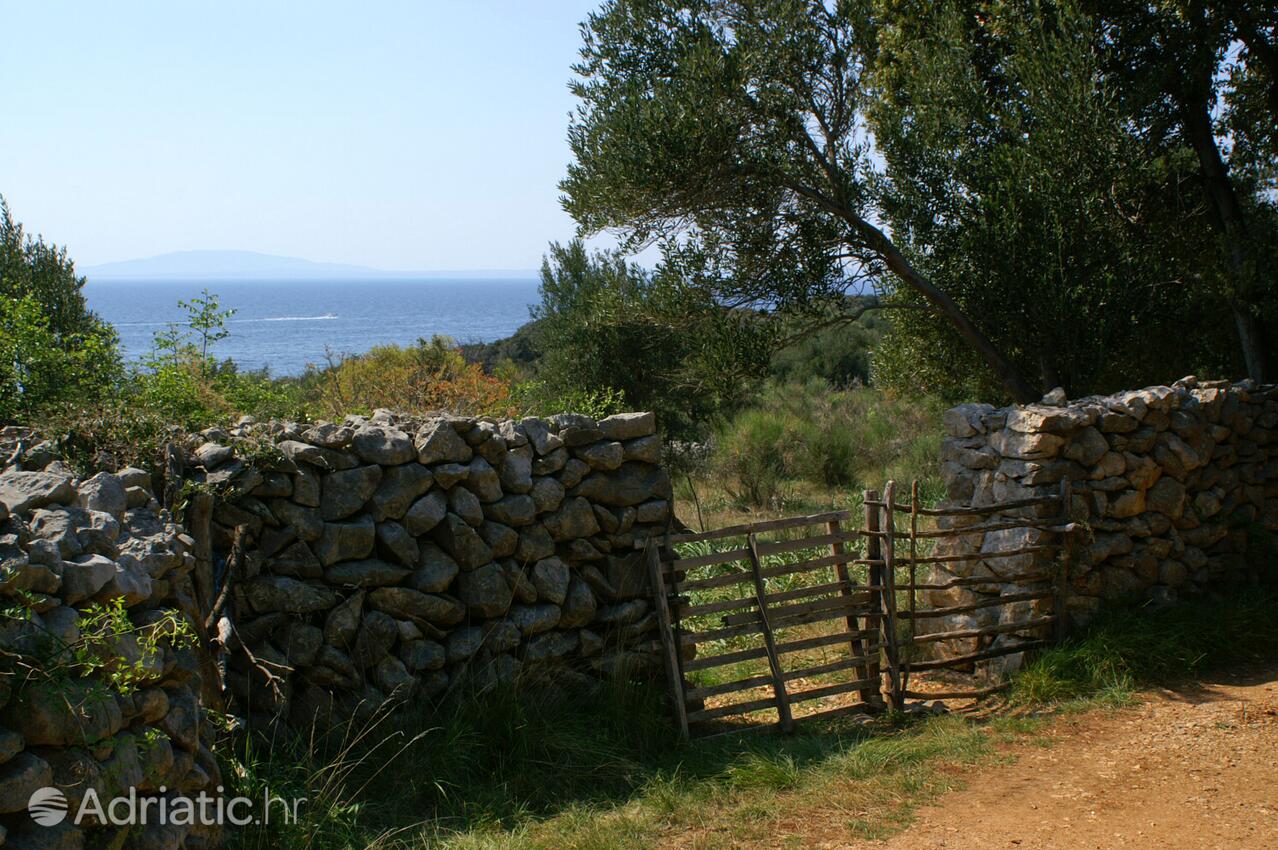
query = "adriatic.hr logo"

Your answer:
(25, 785), (305, 827)
(27, 787), (69, 826)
